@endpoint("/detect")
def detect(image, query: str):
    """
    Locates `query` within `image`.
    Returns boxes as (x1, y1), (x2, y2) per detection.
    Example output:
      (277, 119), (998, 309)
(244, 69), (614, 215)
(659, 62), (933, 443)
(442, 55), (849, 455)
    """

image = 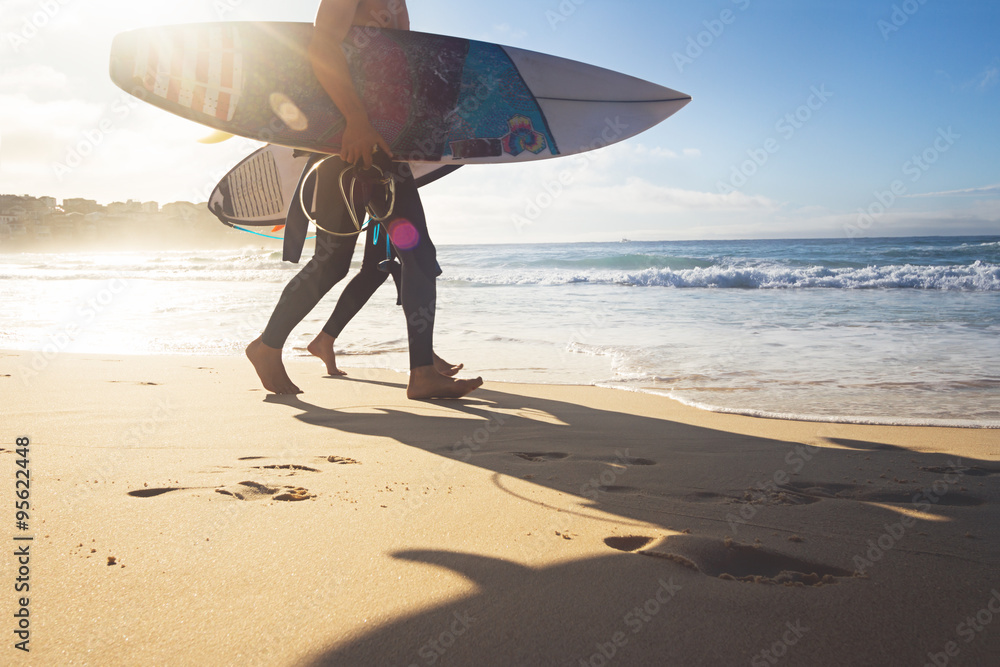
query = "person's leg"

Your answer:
(308, 222), (392, 375)
(384, 167), (481, 398)
(308, 219), (465, 377)
(247, 157), (359, 393)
